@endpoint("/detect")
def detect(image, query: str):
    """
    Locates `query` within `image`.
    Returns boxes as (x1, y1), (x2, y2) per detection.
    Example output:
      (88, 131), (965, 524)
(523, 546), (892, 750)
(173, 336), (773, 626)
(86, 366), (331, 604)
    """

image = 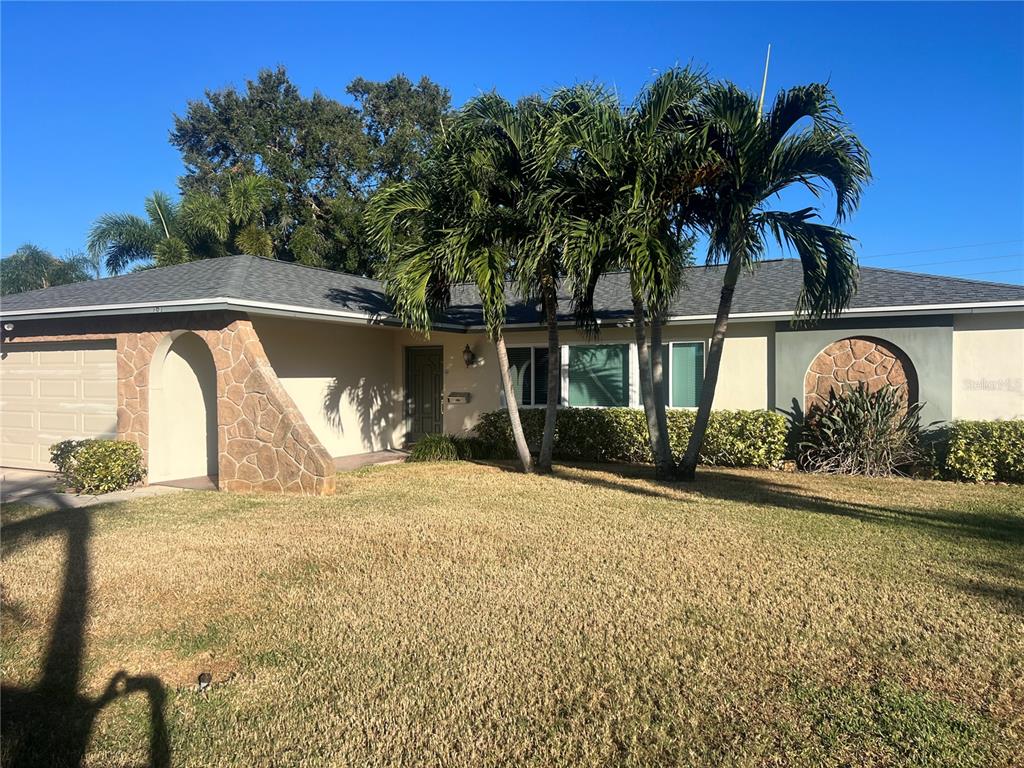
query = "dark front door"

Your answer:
(406, 347), (444, 441)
